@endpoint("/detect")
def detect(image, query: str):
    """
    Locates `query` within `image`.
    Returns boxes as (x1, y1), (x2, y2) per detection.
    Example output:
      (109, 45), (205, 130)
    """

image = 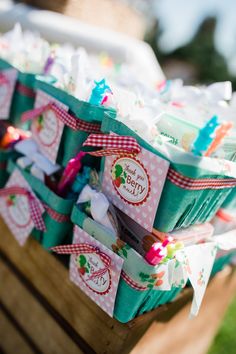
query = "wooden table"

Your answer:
(0, 218), (235, 354)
